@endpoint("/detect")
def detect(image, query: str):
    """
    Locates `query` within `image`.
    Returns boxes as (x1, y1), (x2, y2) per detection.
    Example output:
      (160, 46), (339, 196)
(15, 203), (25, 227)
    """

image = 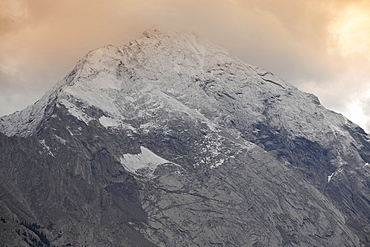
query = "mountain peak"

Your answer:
(0, 29), (346, 144)
(142, 27), (164, 39)
(1, 29), (370, 246)
(0, 29), (311, 137)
